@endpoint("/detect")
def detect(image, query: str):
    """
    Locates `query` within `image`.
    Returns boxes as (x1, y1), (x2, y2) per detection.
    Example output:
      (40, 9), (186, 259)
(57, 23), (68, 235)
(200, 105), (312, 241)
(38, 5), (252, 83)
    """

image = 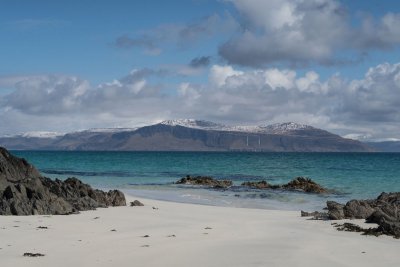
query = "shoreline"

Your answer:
(1, 193), (399, 267)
